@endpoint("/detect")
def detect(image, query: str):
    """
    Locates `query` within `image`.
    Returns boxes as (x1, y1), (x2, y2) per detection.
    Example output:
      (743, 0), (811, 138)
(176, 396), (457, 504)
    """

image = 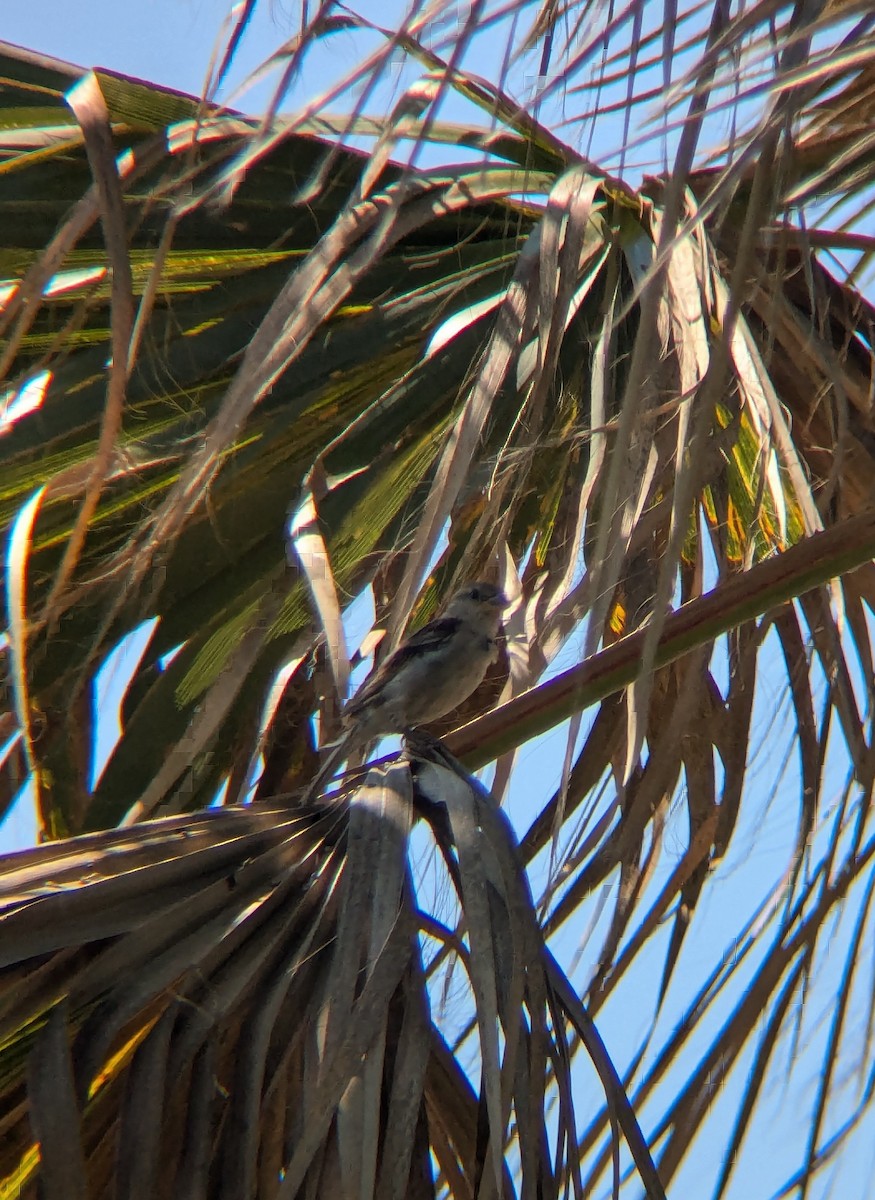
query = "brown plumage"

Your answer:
(307, 581), (508, 796)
